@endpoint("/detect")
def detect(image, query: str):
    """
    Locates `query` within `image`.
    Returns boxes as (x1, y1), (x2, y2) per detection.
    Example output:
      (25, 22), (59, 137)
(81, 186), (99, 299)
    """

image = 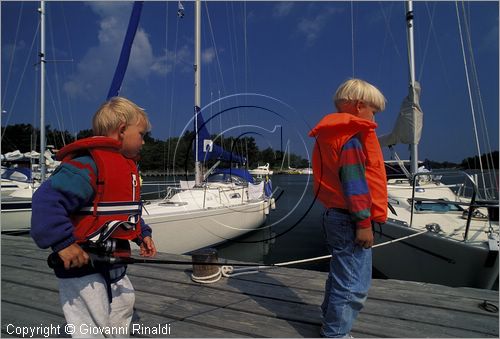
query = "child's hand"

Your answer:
(58, 243), (90, 270)
(140, 236), (157, 257)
